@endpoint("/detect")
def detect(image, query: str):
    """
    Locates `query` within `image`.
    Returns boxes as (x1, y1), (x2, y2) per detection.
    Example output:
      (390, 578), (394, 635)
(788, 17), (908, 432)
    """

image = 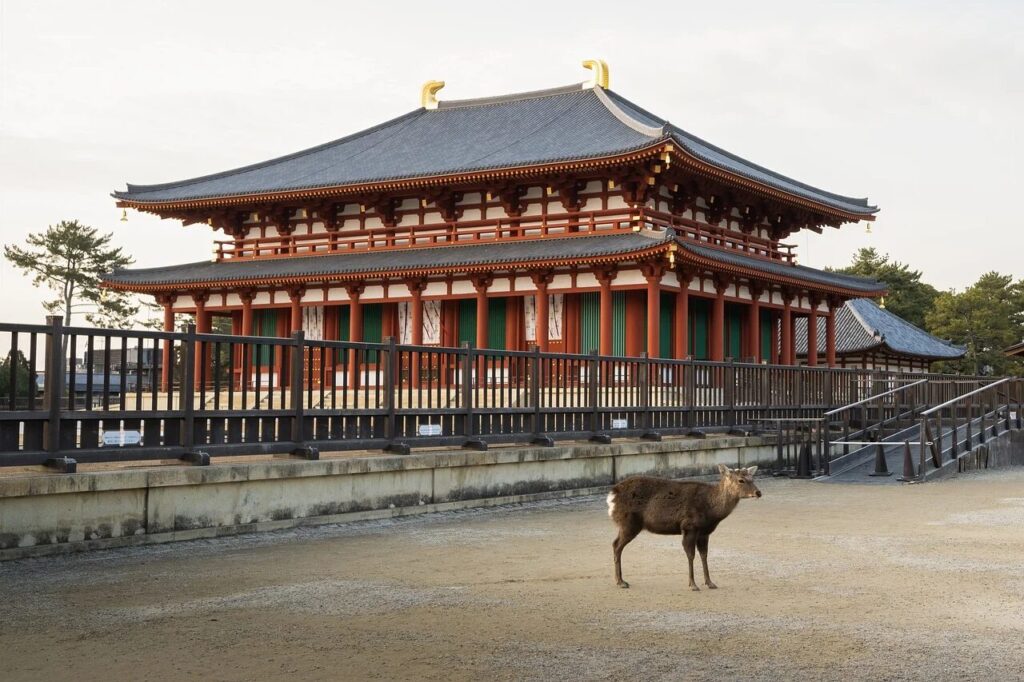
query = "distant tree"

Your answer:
(3, 219), (148, 328)
(926, 272), (1024, 376)
(0, 350), (32, 400)
(829, 248), (938, 329)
